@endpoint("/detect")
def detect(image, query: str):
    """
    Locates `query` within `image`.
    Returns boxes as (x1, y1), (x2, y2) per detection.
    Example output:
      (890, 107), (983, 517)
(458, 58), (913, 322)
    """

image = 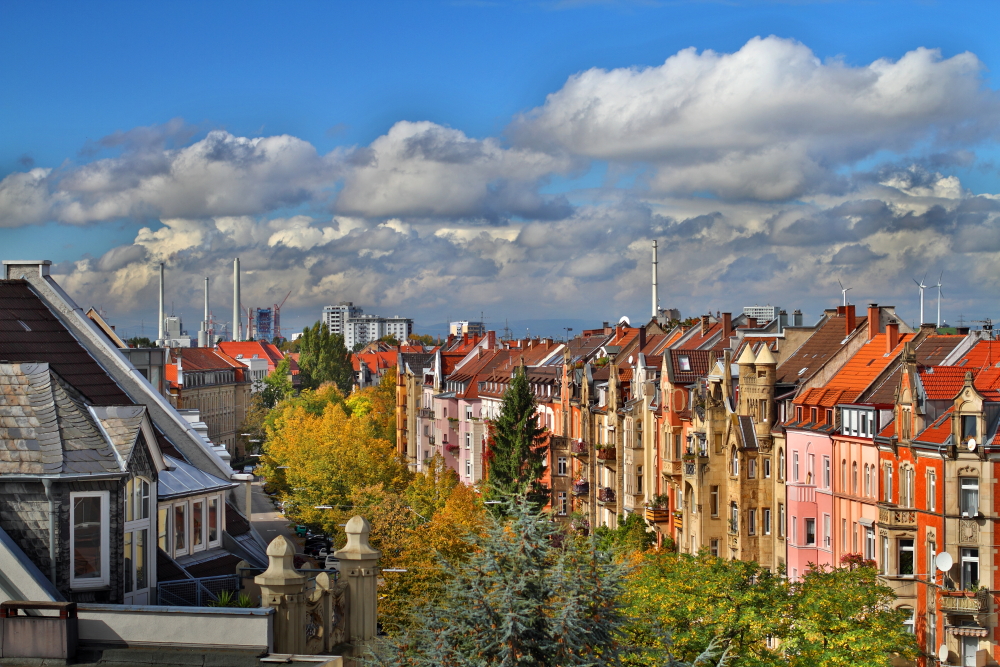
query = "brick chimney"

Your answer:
(845, 304), (856, 336)
(637, 326), (646, 350)
(867, 304), (879, 341)
(886, 319), (899, 353)
(746, 317), (757, 329)
(701, 315), (711, 336)
(722, 312), (732, 339)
